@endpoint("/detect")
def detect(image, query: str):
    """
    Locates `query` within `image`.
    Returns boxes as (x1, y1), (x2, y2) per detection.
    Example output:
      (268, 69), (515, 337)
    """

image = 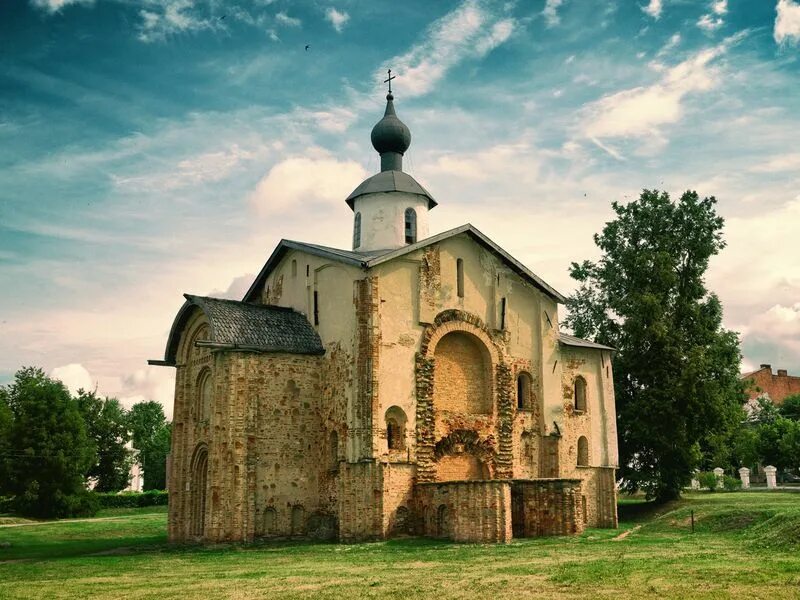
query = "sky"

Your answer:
(1, 0), (799, 418)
